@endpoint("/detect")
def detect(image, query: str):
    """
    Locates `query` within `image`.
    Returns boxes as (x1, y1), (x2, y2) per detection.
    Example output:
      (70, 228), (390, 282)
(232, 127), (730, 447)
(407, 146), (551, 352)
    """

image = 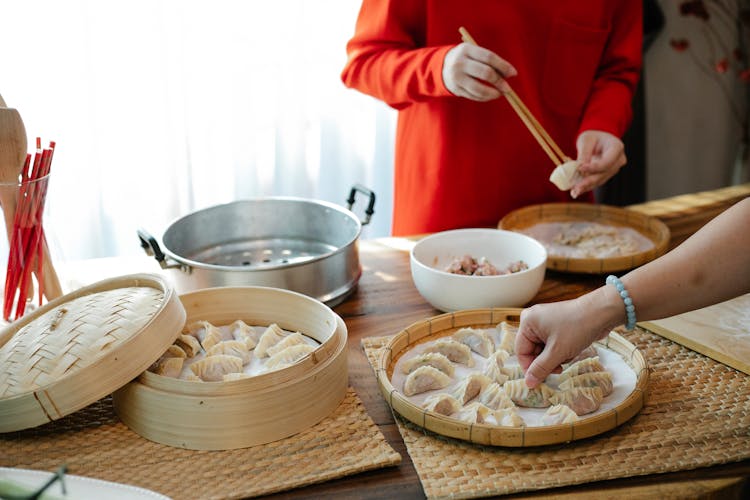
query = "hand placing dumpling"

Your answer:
(570, 130), (627, 199)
